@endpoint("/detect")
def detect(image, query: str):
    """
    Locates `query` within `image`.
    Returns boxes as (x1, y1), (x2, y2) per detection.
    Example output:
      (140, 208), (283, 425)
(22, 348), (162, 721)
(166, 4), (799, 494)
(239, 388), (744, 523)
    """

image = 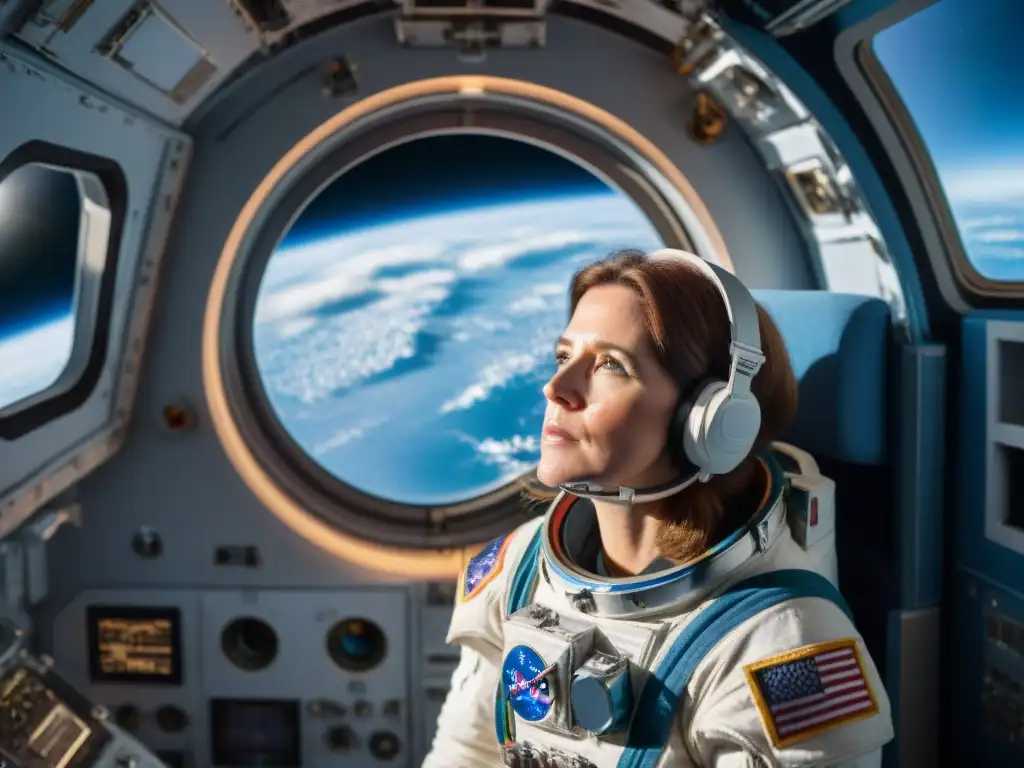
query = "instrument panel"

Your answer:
(0, 649), (165, 768)
(0, 661), (110, 768)
(49, 587), (427, 768)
